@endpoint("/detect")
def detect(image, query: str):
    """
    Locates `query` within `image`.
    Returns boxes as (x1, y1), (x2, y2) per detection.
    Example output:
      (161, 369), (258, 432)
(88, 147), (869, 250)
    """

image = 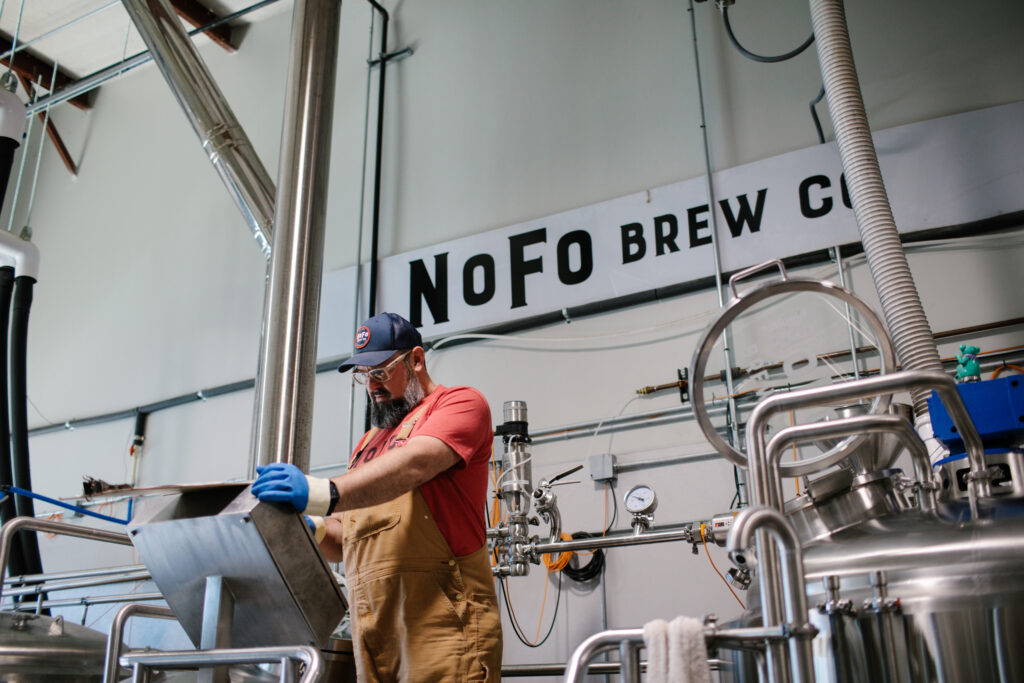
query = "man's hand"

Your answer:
(252, 463), (332, 515)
